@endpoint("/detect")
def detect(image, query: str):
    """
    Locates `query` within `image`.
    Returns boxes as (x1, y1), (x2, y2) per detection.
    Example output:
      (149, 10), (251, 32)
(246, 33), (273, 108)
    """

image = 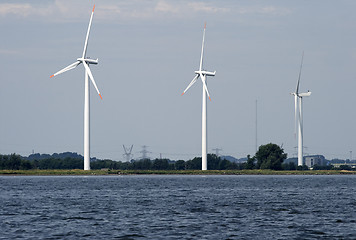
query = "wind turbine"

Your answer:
(50, 5), (101, 170)
(291, 52), (311, 166)
(181, 22), (216, 170)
